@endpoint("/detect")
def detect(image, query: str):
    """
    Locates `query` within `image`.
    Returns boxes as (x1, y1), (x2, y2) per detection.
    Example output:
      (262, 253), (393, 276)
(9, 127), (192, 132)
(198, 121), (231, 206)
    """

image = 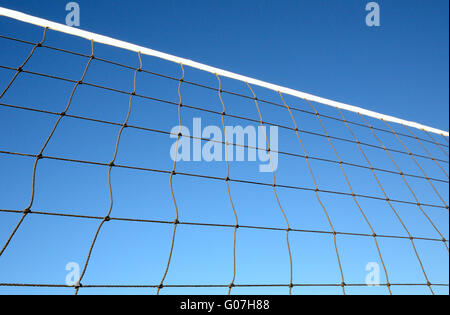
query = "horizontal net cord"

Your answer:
(0, 11), (447, 296)
(0, 7), (448, 137)
(0, 283), (447, 289)
(0, 149), (447, 211)
(0, 102), (447, 185)
(1, 34), (447, 150)
(0, 65), (448, 166)
(0, 208), (447, 243)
